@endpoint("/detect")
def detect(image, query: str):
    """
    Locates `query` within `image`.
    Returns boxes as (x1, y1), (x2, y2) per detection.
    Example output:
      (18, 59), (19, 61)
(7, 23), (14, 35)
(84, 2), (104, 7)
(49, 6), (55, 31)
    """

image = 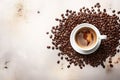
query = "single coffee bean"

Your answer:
(57, 60), (60, 64)
(61, 57), (63, 60)
(47, 46), (51, 49)
(117, 11), (120, 14)
(52, 47), (54, 50)
(67, 65), (70, 68)
(37, 11), (40, 14)
(110, 64), (113, 68)
(46, 32), (49, 35)
(112, 10), (115, 13)
(4, 66), (8, 69)
(109, 60), (112, 63)
(50, 35), (52, 39)
(117, 49), (119, 53)
(103, 9), (106, 12)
